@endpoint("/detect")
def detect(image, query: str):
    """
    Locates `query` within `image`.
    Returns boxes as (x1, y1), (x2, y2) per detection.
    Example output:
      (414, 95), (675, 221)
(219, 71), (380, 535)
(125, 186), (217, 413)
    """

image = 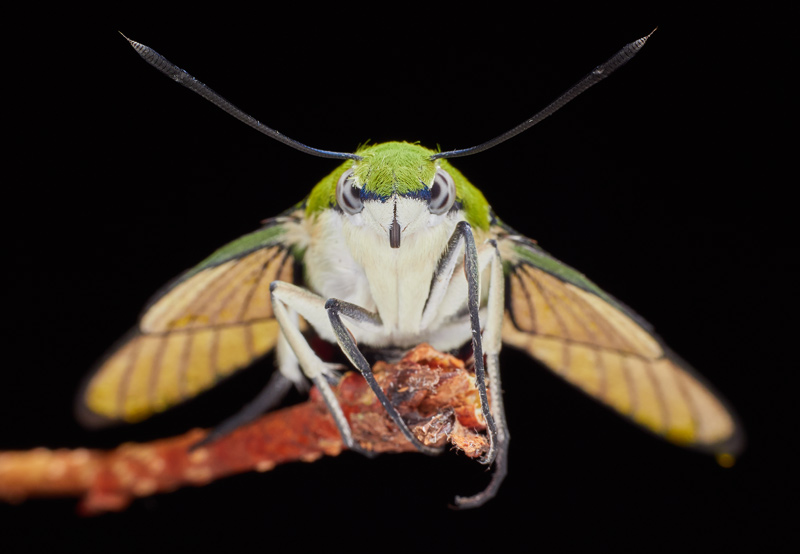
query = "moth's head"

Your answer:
(332, 142), (461, 249)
